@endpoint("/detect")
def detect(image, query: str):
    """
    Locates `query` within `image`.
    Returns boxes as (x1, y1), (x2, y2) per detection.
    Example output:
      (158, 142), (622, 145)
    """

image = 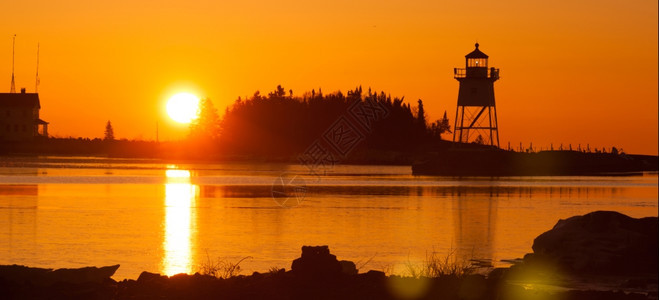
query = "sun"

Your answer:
(166, 93), (200, 124)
